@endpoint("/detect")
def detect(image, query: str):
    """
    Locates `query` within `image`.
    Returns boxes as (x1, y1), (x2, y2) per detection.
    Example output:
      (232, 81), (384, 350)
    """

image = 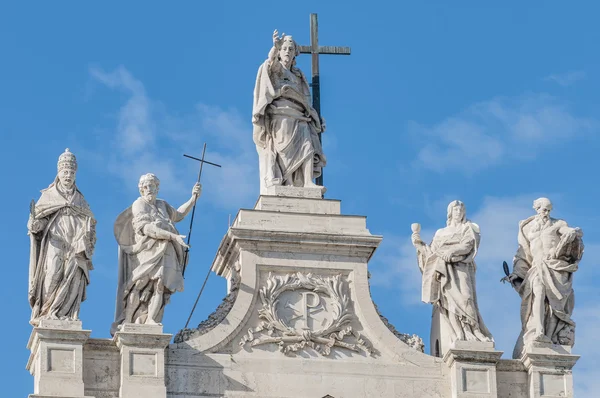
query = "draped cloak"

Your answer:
(112, 197), (186, 334)
(252, 58), (326, 190)
(417, 222), (492, 342)
(28, 180), (95, 324)
(511, 216), (583, 358)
